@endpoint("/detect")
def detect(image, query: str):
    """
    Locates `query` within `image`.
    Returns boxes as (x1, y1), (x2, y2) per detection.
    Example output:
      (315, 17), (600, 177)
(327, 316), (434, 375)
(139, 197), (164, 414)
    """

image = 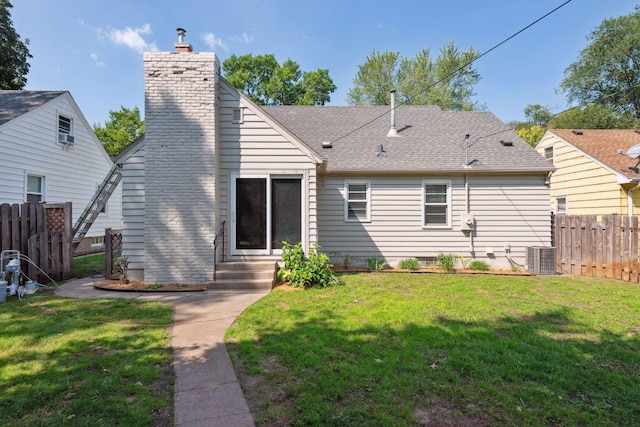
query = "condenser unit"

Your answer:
(526, 246), (556, 275)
